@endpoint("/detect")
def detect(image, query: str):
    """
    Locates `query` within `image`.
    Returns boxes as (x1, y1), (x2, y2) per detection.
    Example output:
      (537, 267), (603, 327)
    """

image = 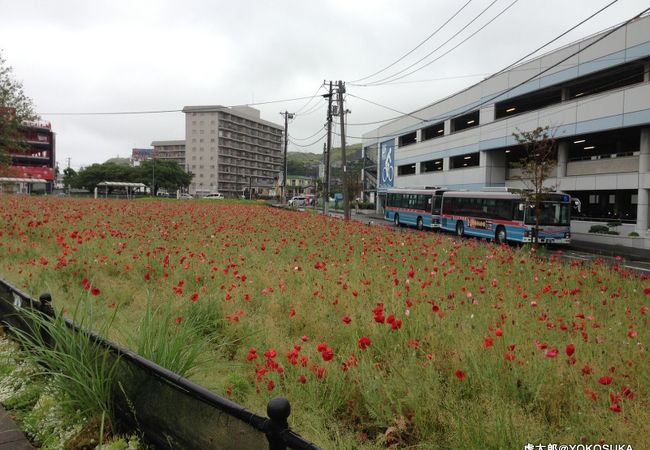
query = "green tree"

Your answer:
(512, 126), (557, 247)
(136, 160), (193, 195)
(63, 167), (77, 191)
(72, 162), (136, 192)
(0, 51), (38, 175)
